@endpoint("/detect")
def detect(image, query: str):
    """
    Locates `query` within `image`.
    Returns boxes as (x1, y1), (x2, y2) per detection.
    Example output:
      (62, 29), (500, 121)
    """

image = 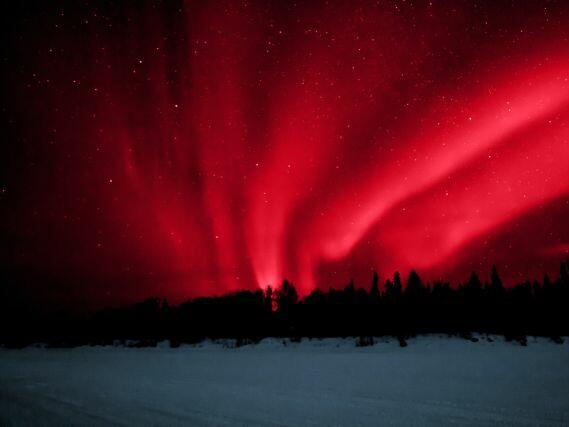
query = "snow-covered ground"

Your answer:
(1, 336), (568, 426)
